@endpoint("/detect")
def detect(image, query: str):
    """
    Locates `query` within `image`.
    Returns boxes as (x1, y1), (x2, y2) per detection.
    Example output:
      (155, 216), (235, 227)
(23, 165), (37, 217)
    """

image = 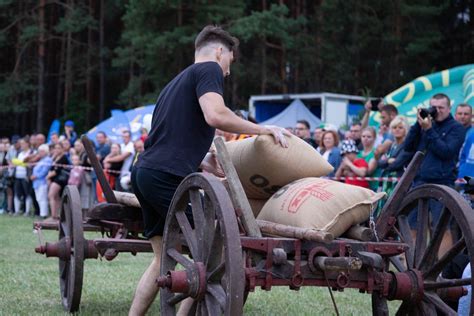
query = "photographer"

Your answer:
(405, 93), (465, 188)
(405, 93), (465, 257)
